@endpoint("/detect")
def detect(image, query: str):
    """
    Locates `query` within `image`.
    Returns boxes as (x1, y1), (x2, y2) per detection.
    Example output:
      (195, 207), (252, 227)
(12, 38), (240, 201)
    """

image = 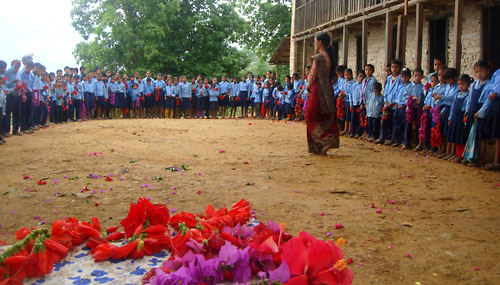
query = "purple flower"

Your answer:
(53, 179), (59, 184)
(92, 174), (98, 179)
(269, 261), (290, 283)
(119, 177), (125, 181)
(219, 241), (239, 266)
